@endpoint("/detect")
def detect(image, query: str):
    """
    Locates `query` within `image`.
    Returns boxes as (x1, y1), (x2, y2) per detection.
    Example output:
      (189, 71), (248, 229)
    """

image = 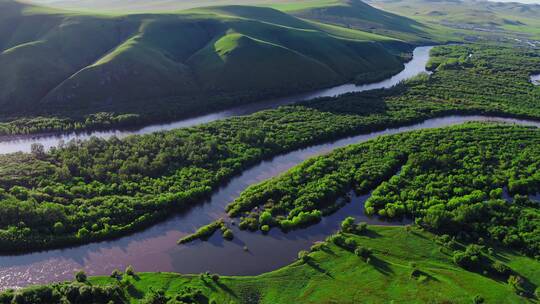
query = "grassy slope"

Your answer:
(277, 0), (441, 43)
(84, 226), (538, 303)
(368, 0), (540, 40)
(0, 1), (408, 120)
